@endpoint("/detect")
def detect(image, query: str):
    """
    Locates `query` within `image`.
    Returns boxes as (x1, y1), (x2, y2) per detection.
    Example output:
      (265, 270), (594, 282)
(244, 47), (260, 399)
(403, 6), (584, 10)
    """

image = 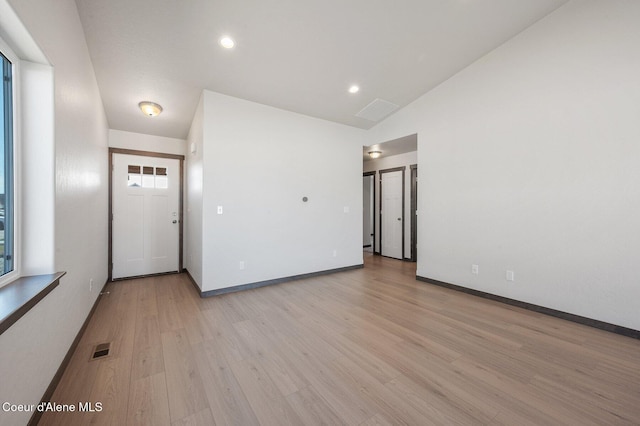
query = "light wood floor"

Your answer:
(40, 255), (640, 425)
